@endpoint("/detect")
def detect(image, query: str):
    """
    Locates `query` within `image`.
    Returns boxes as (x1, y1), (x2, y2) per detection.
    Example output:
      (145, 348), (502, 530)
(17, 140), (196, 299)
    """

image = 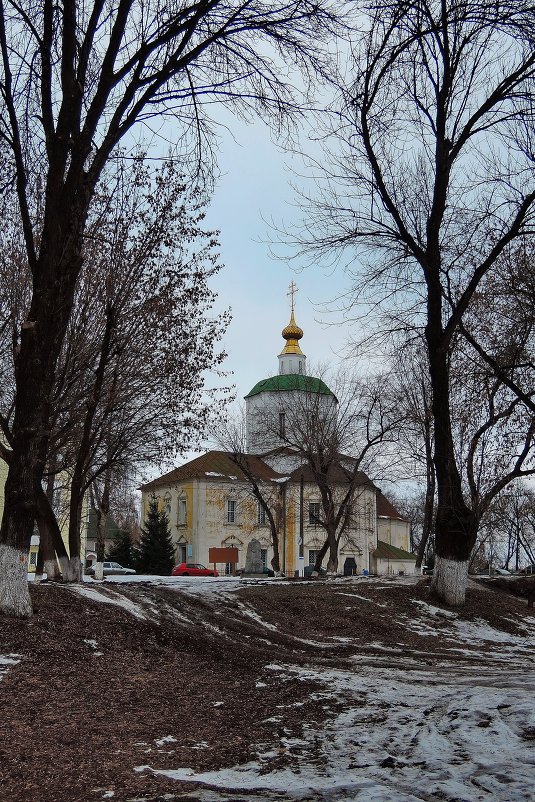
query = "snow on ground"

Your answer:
(135, 594), (535, 802)
(71, 584), (147, 619)
(88, 574), (264, 592)
(0, 654), (20, 681)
